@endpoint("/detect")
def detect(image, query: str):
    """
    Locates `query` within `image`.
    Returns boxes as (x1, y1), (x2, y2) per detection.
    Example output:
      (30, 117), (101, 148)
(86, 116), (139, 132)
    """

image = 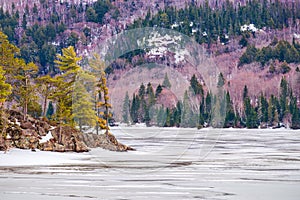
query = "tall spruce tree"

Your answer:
(224, 91), (235, 127)
(46, 101), (54, 119)
(122, 91), (130, 124)
(130, 94), (139, 124)
(190, 74), (204, 95)
(162, 73), (171, 89)
(279, 77), (288, 121)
